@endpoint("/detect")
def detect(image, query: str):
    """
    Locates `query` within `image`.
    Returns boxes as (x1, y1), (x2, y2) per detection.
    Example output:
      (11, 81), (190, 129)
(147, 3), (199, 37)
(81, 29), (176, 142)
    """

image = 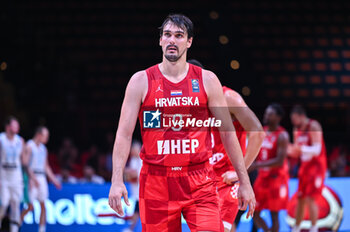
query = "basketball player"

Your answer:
(288, 105), (327, 232)
(188, 59), (265, 232)
(108, 14), (255, 231)
(252, 103), (289, 232)
(0, 116), (26, 232)
(20, 126), (61, 232)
